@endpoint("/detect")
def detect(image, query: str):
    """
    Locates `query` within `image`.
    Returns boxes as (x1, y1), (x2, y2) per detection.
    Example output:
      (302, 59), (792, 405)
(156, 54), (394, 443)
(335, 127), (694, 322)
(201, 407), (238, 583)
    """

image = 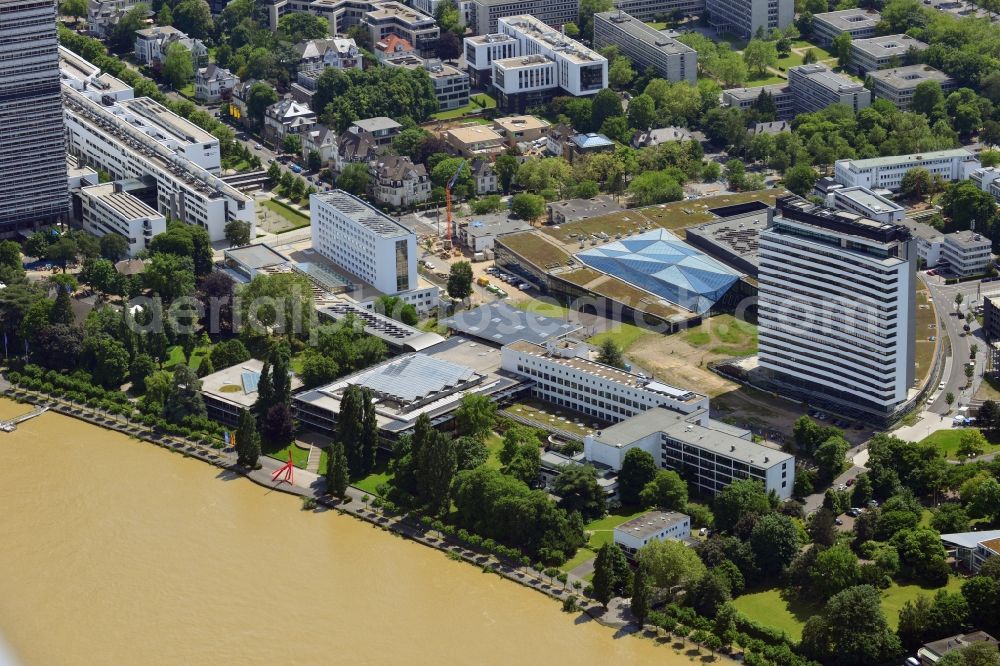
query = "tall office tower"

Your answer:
(758, 195), (916, 421)
(705, 0), (793, 39)
(0, 0), (69, 233)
